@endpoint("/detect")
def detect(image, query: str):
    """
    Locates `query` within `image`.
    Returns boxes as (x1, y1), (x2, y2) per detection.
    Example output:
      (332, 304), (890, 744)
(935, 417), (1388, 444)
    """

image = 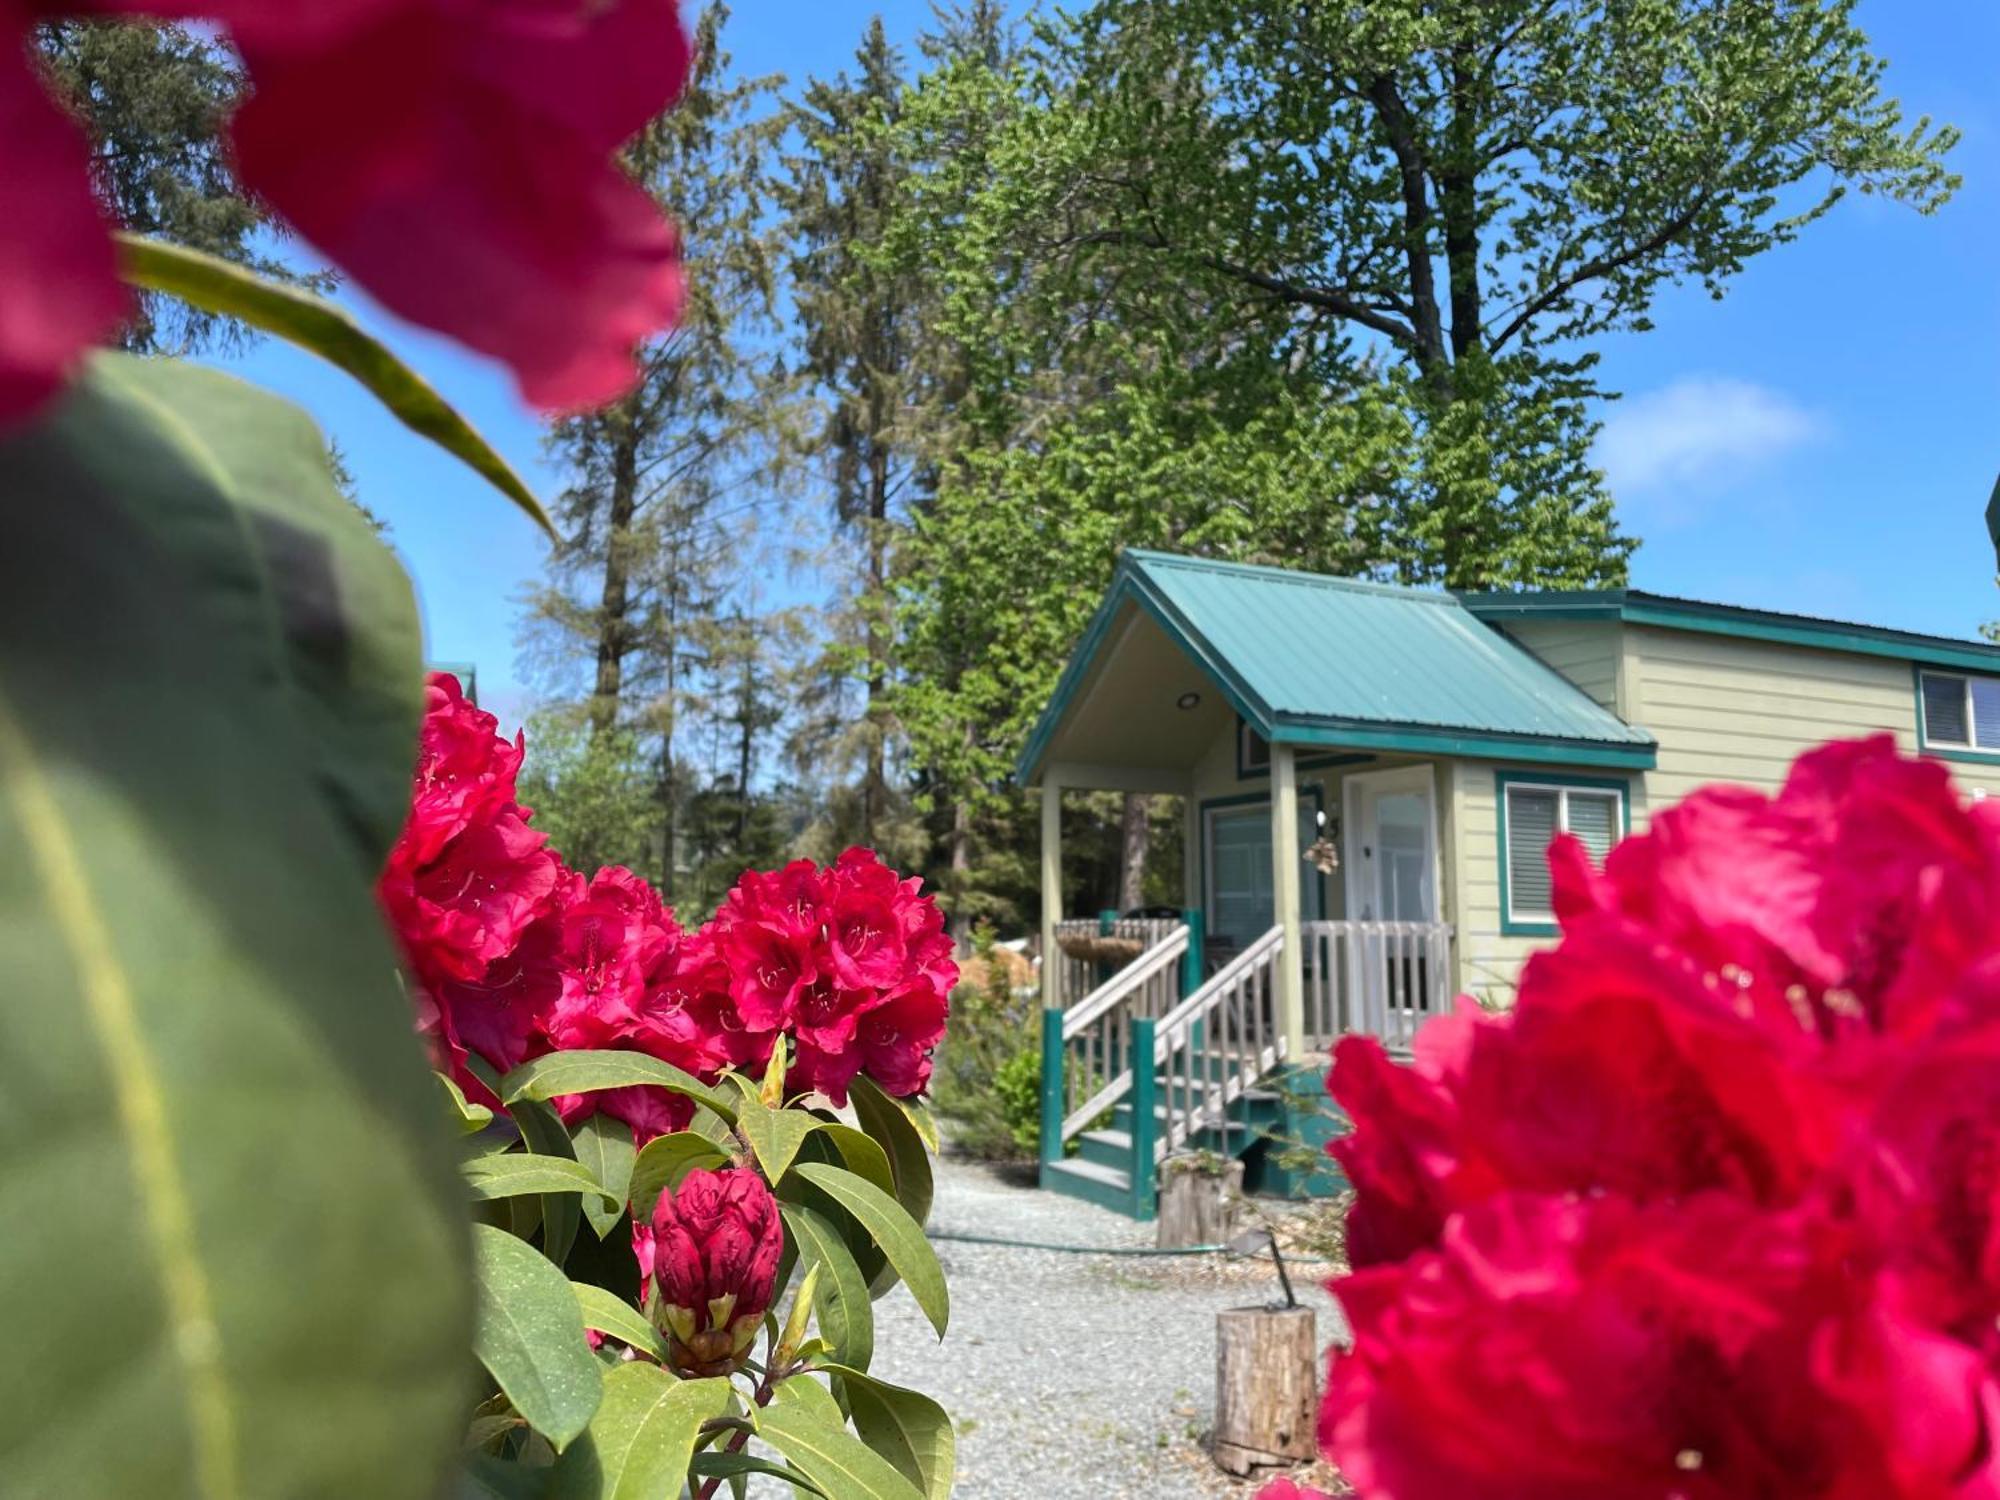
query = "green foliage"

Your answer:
(517, 710), (664, 879)
(0, 353), (467, 1498)
(930, 927), (1042, 1159)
